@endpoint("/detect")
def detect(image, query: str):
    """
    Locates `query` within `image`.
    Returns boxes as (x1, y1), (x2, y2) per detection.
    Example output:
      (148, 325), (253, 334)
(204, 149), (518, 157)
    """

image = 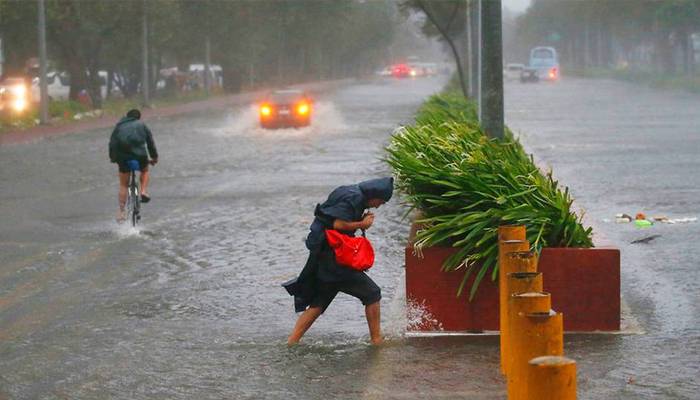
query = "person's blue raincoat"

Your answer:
(283, 177), (393, 312)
